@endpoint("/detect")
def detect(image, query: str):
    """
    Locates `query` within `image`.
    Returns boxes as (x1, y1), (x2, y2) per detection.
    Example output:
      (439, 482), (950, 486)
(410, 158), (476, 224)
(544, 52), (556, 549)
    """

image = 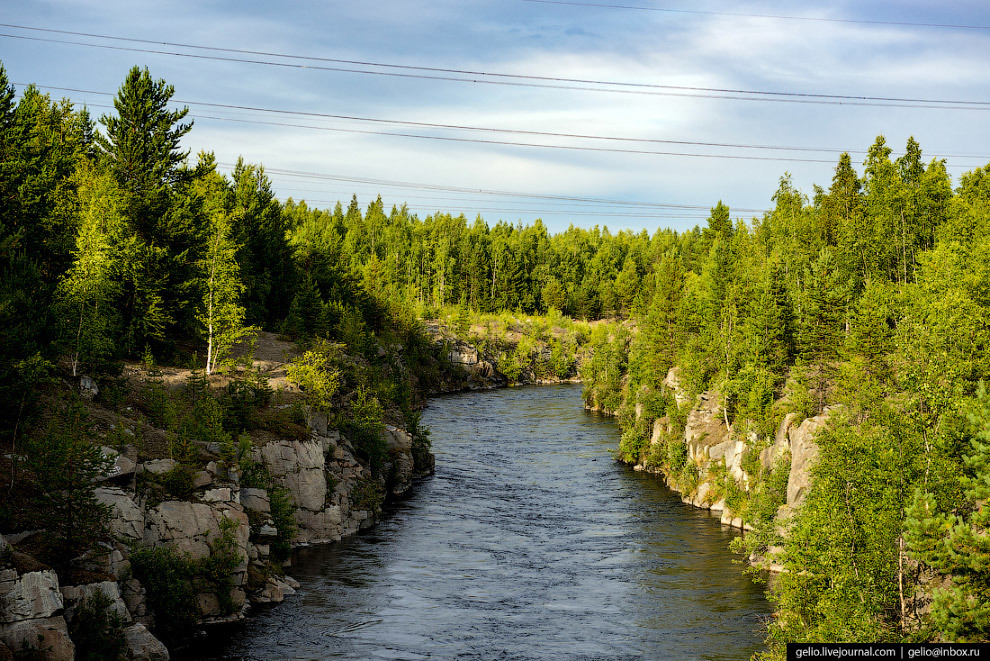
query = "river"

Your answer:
(199, 383), (770, 660)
